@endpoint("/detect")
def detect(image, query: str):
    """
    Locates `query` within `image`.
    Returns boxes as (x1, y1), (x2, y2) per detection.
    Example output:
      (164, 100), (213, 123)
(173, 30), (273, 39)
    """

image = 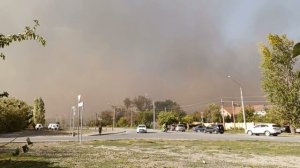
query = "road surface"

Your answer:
(1, 128), (300, 144)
